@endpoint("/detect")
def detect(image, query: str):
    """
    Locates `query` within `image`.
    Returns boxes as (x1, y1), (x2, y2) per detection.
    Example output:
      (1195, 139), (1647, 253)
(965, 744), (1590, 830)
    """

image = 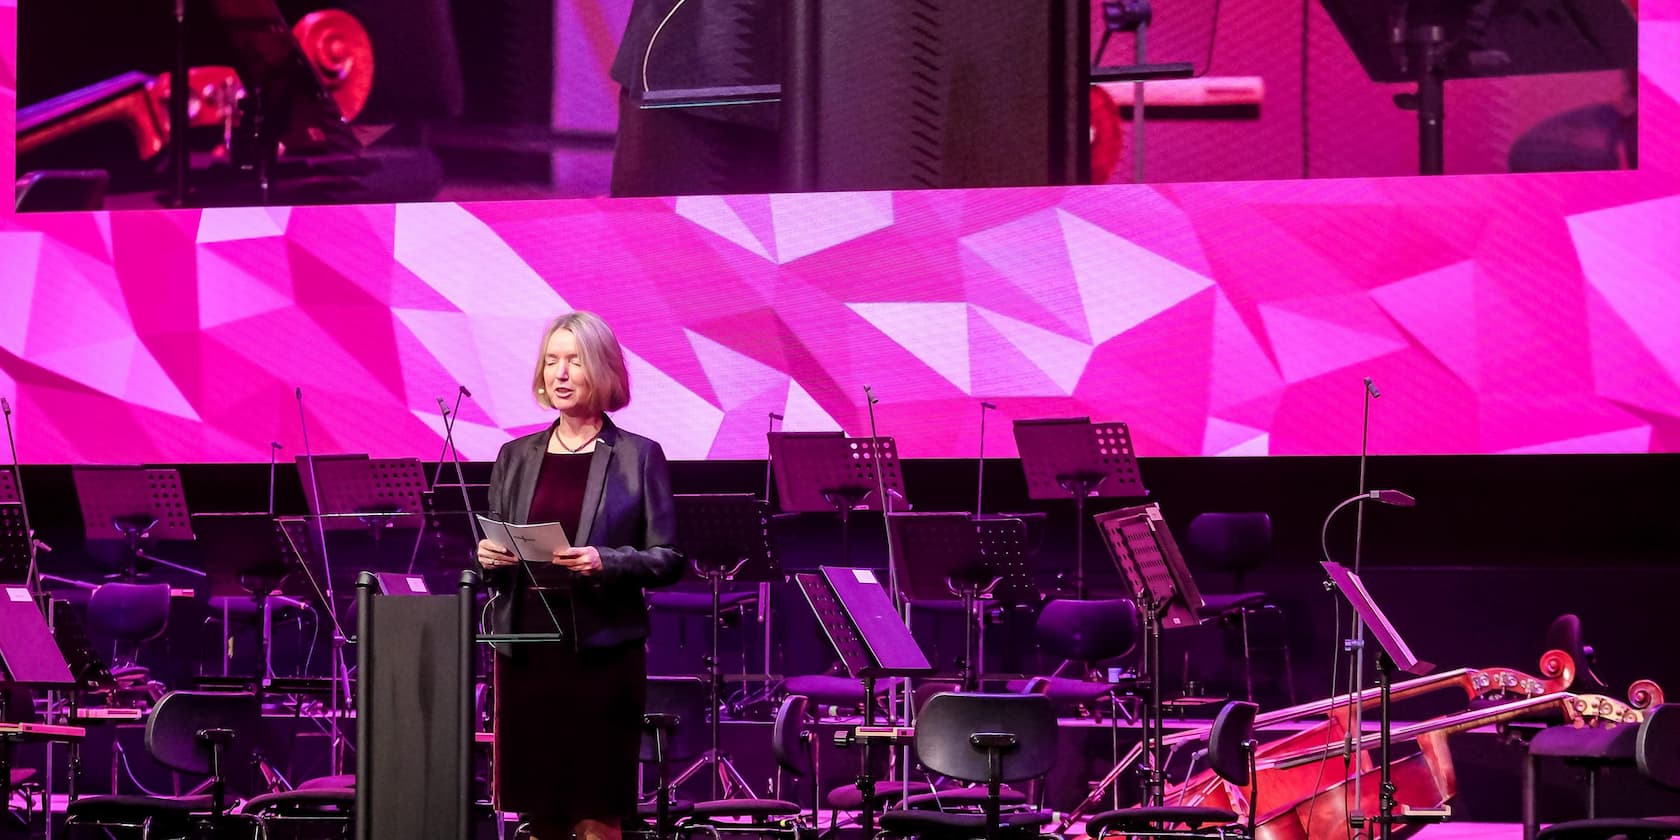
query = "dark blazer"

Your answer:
(483, 416), (684, 654)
